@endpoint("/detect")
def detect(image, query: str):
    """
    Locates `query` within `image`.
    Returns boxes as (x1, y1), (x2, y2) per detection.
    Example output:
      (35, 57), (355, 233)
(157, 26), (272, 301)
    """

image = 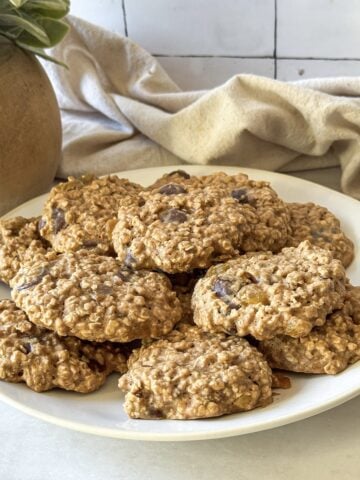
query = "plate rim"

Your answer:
(1, 165), (359, 441)
(3, 166), (360, 220)
(1, 383), (360, 441)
